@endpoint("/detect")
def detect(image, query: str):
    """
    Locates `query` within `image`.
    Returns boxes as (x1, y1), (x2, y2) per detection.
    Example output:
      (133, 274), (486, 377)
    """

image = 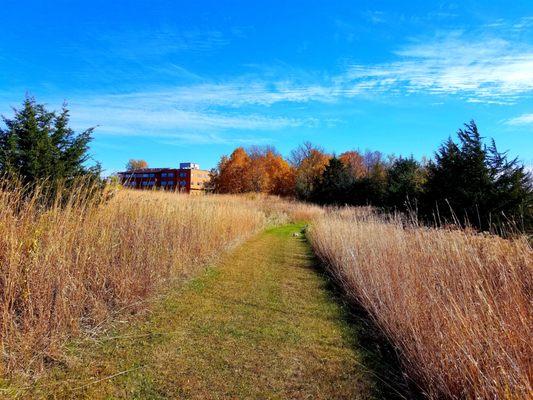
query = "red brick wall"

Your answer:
(118, 168), (210, 193)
